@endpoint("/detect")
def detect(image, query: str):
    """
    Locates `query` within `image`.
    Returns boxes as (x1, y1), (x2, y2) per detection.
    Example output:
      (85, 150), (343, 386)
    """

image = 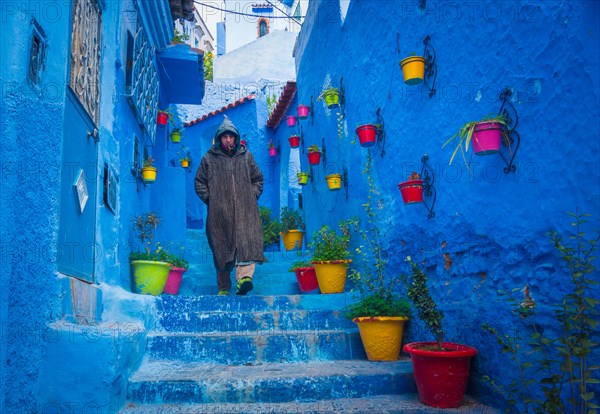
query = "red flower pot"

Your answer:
(163, 267), (186, 295)
(355, 124), (377, 147)
(157, 111), (168, 125)
(403, 342), (477, 408)
(307, 152), (321, 165)
(472, 121), (502, 155)
(398, 180), (424, 204)
(287, 116), (297, 127)
(294, 267), (319, 292)
(288, 135), (300, 148)
(297, 105), (310, 119)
